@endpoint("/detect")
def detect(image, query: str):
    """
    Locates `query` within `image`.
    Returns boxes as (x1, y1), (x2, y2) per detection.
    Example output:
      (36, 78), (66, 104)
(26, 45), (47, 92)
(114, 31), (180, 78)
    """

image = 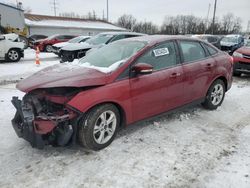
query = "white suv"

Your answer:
(0, 34), (24, 62)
